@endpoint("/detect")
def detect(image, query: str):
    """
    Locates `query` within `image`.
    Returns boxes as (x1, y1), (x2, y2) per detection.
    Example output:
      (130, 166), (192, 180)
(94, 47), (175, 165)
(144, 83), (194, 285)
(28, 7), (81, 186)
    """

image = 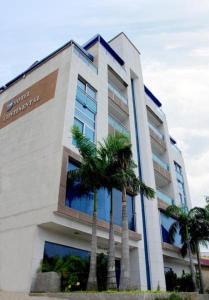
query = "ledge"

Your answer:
(153, 161), (171, 182)
(54, 207), (141, 241)
(158, 199), (169, 211)
(108, 89), (129, 115)
(162, 242), (180, 254)
(149, 128), (166, 152)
